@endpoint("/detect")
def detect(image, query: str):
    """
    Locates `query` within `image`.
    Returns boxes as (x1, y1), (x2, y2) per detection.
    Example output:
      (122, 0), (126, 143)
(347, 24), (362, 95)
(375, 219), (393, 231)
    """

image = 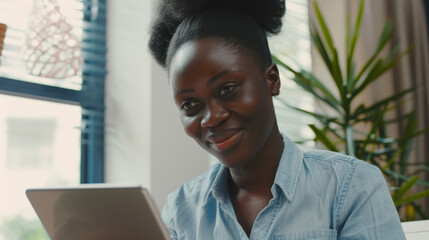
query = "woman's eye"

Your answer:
(181, 101), (200, 111)
(219, 85), (236, 96)
(180, 100), (201, 116)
